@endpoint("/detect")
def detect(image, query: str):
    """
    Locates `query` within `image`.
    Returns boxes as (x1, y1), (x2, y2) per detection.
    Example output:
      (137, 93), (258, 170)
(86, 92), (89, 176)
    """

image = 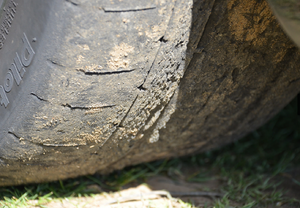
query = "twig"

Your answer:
(104, 190), (223, 205)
